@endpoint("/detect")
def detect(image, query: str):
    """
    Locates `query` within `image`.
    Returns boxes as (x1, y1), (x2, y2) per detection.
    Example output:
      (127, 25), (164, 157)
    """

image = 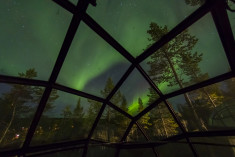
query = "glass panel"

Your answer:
(0, 82), (43, 151)
(119, 148), (155, 157)
(87, 146), (115, 157)
(138, 103), (181, 140)
(191, 136), (235, 145)
(168, 78), (235, 132)
(57, 22), (130, 97)
(31, 90), (102, 146)
(126, 124), (146, 142)
(156, 139), (194, 157)
(111, 69), (159, 116)
(141, 13), (230, 94)
(194, 145), (235, 157)
(35, 149), (83, 157)
(190, 137), (235, 156)
(228, 10), (235, 38)
(87, 0), (201, 57)
(69, 0), (79, 5)
(0, 0), (72, 80)
(92, 105), (131, 142)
